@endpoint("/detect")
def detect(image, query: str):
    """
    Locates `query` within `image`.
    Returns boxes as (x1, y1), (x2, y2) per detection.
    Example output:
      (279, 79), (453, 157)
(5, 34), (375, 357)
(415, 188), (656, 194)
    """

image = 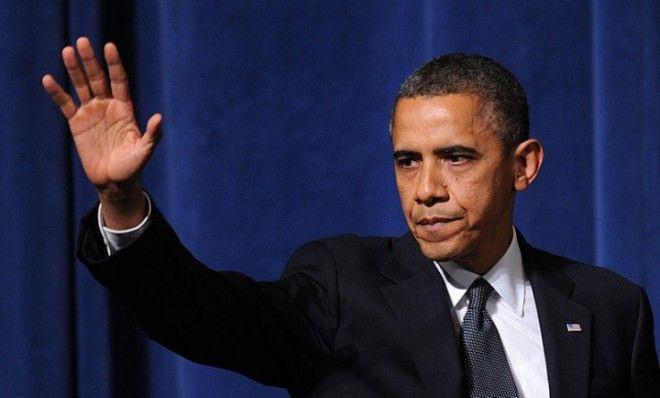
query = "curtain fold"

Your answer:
(592, 0), (659, 304)
(1, 1), (657, 396)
